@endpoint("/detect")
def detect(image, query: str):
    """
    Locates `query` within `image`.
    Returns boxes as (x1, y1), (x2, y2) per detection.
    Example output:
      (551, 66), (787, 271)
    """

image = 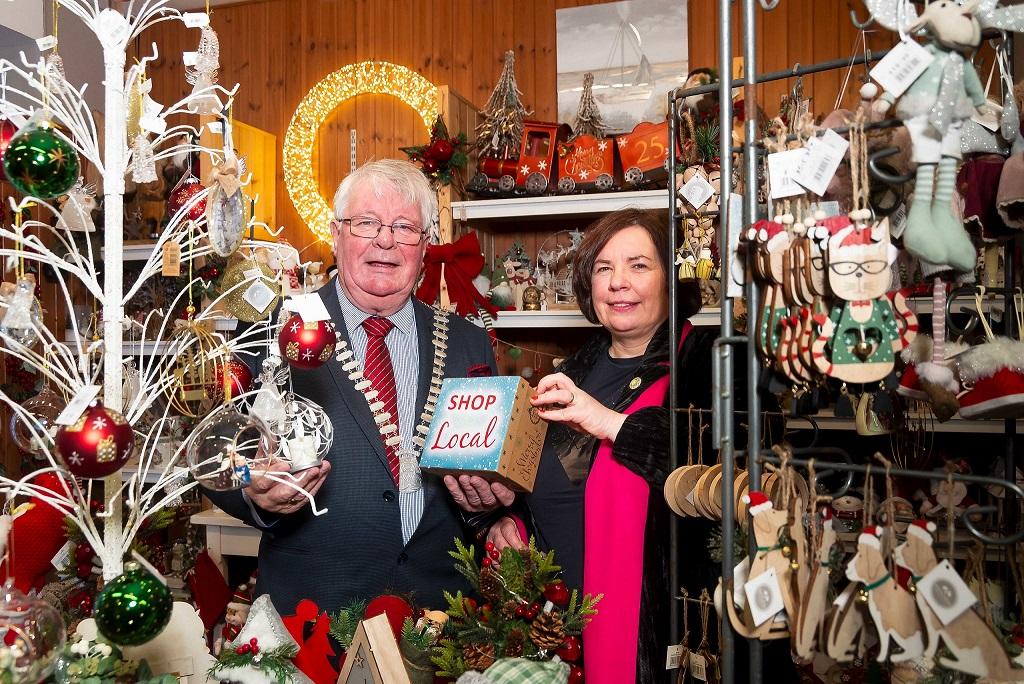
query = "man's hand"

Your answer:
(246, 460), (332, 514)
(487, 516), (527, 563)
(444, 474), (515, 512)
